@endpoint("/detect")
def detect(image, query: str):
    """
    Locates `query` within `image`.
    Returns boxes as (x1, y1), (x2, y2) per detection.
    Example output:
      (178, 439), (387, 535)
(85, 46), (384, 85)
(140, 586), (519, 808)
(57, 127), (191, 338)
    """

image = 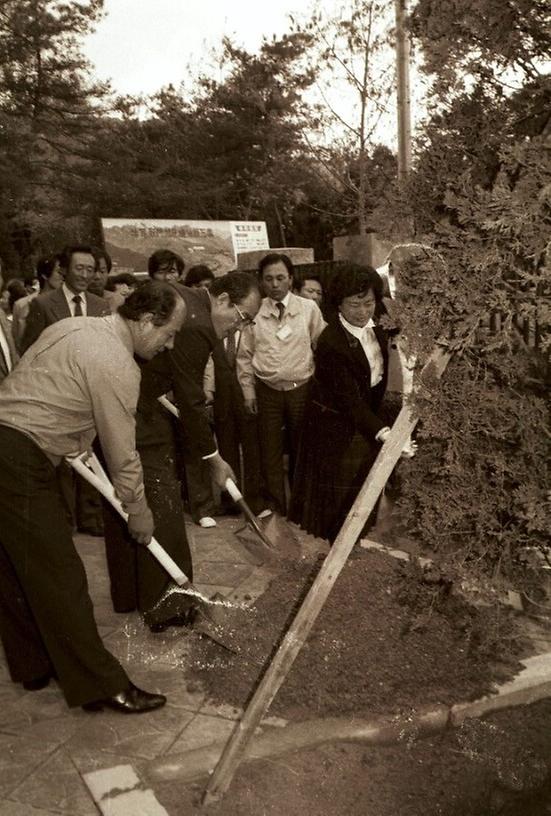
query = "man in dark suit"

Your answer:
(102, 272), (262, 628)
(21, 245), (110, 353)
(0, 308), (18, 384)
(205, 332), (266, 515)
